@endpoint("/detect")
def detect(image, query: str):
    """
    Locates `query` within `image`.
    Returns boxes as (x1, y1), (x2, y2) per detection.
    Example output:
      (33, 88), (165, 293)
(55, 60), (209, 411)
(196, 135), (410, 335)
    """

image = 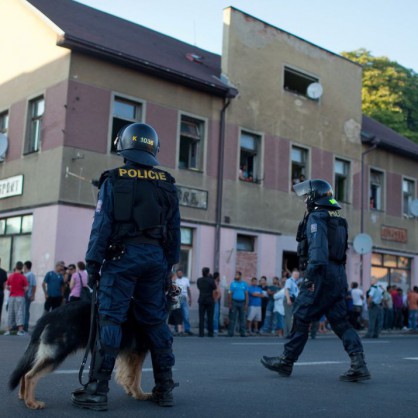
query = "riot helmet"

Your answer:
(114, 123), (160, 166)
(293, 179), (341, 211)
